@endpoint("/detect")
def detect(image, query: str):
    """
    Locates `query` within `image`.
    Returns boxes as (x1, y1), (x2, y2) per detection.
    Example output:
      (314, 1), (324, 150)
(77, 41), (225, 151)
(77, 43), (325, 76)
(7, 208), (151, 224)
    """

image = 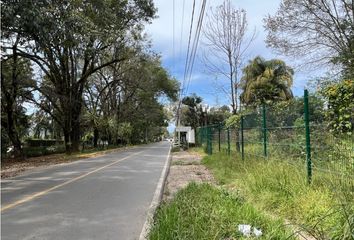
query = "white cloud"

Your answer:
(145, 0), (315, 106)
